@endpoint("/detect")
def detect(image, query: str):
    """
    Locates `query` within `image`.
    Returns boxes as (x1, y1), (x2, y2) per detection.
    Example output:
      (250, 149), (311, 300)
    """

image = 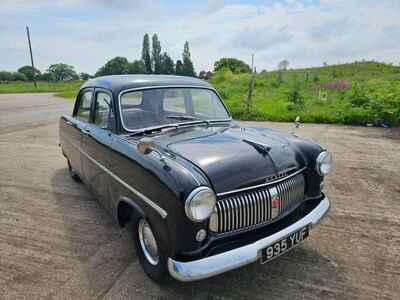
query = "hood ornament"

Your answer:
(291, 116), (301, 136)
(243, 138), (271, 156)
